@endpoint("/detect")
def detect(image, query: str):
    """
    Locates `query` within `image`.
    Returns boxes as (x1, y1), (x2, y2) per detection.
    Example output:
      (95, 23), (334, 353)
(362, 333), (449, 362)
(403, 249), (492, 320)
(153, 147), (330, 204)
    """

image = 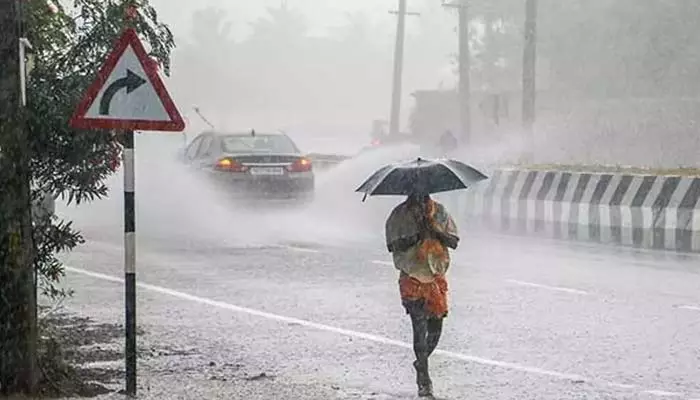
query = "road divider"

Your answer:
(461, 169), (700, 254)
(300, 154), (700, 254)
